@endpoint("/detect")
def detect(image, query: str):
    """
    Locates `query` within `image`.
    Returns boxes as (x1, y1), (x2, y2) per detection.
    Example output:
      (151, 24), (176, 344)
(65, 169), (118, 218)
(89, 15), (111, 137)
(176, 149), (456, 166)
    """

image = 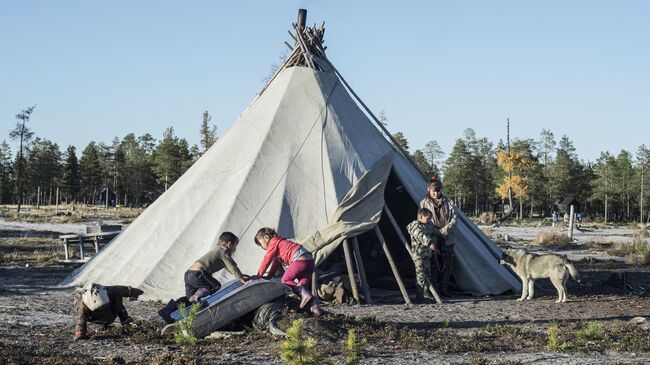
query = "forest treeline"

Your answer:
(398, 128), (650, 223)
(1, 108), (216, 209)
(2, 106), (649, 223)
